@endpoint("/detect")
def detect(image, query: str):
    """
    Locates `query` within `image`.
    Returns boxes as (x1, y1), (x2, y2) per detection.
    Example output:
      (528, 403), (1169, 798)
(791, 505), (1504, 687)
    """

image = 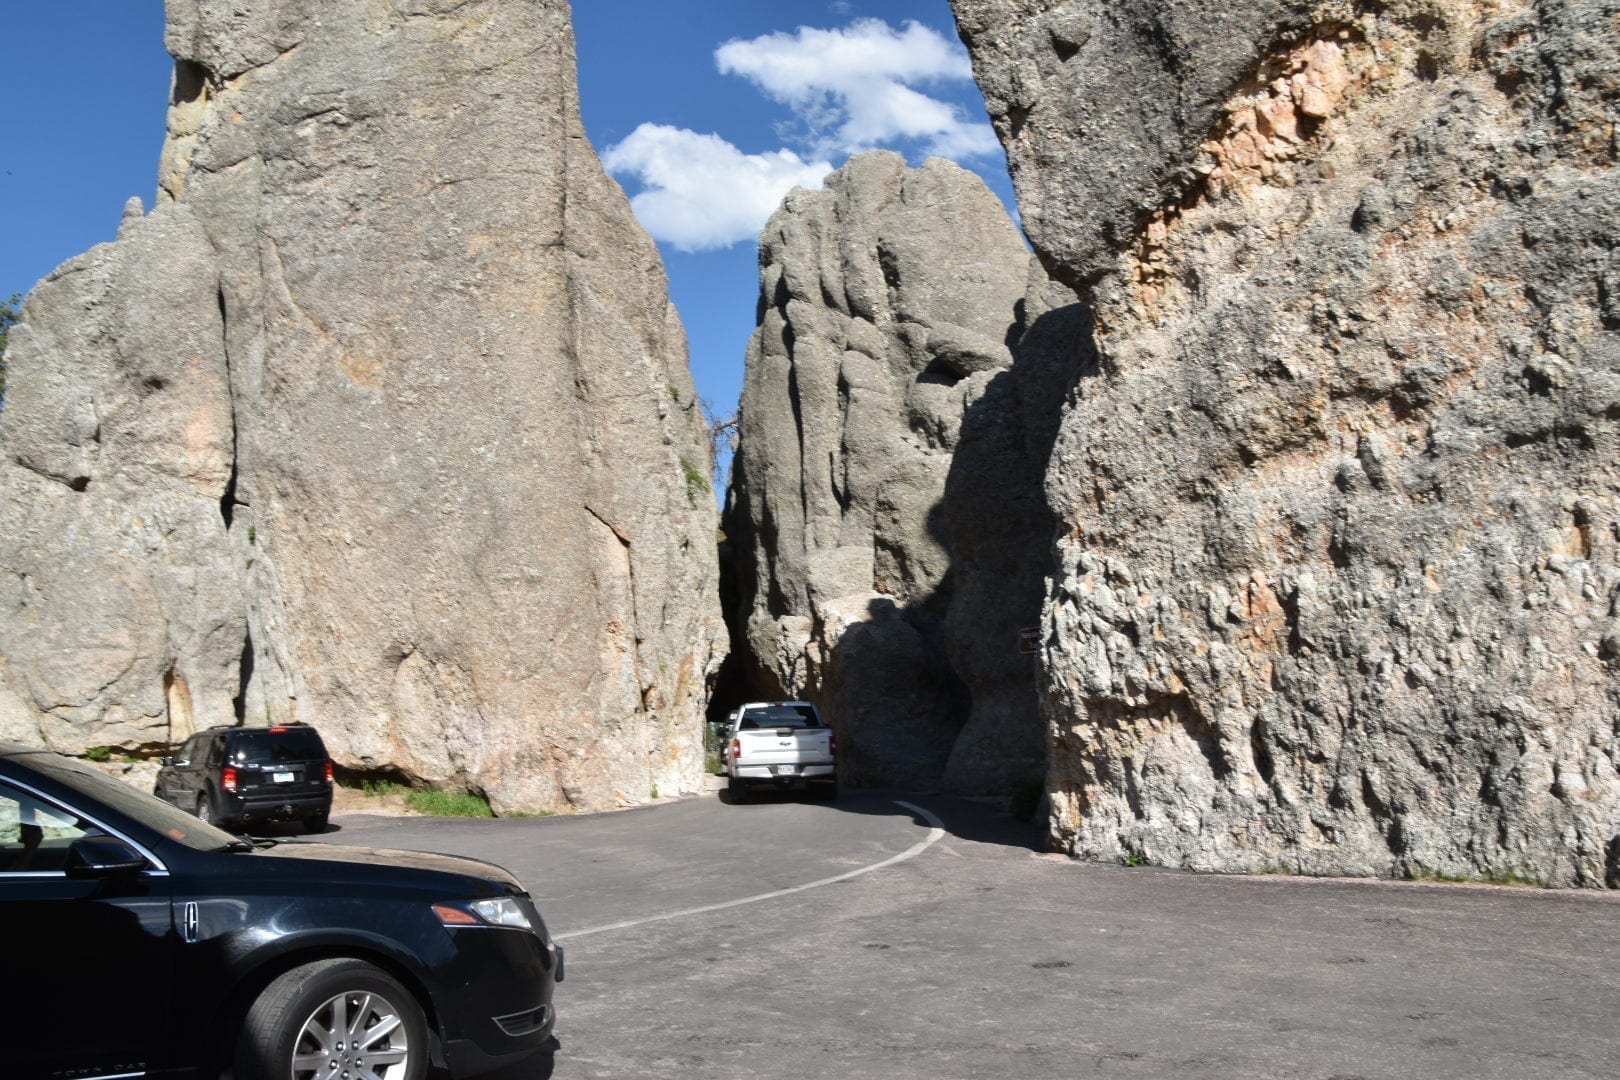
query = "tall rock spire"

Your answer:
(0, 0), (723, 812)
(954, 0), (1620, 884)
(728, 151), (1084, 794)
